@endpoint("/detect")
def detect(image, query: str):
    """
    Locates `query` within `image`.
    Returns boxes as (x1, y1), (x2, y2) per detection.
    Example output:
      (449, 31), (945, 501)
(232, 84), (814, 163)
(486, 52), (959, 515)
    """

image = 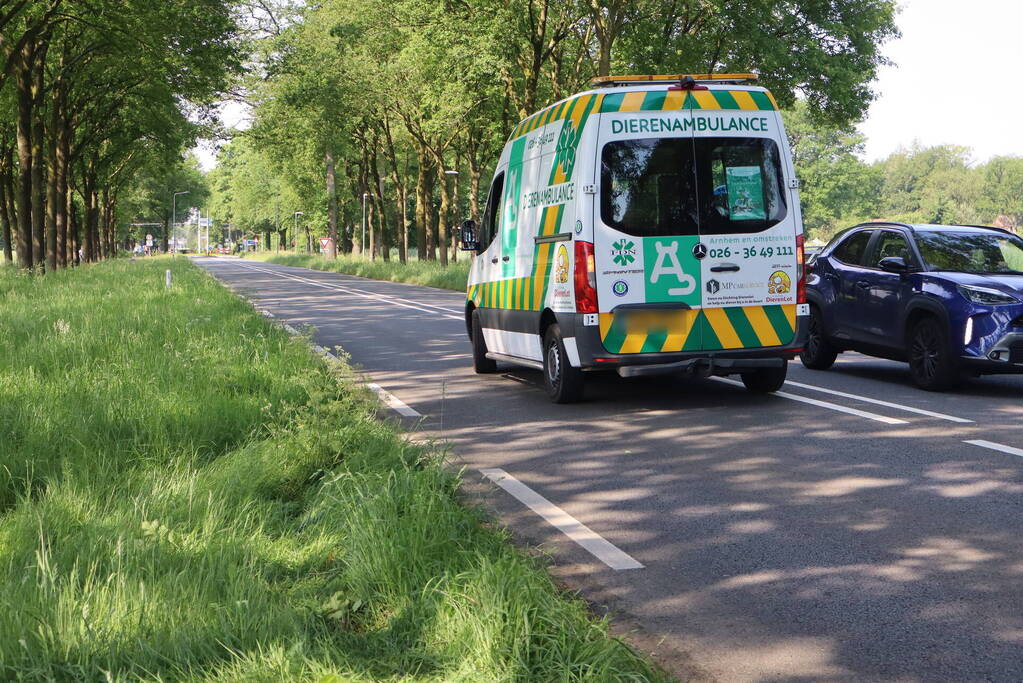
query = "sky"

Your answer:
(197, 0), (1023, 170)
(858, 0), (1023, 163)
